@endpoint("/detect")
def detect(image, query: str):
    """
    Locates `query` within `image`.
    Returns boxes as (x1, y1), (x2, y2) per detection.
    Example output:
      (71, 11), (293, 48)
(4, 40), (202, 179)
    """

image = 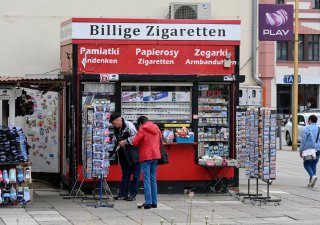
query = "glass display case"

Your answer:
(198, 83), (230, 158)
(121, 83), (192, 125)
